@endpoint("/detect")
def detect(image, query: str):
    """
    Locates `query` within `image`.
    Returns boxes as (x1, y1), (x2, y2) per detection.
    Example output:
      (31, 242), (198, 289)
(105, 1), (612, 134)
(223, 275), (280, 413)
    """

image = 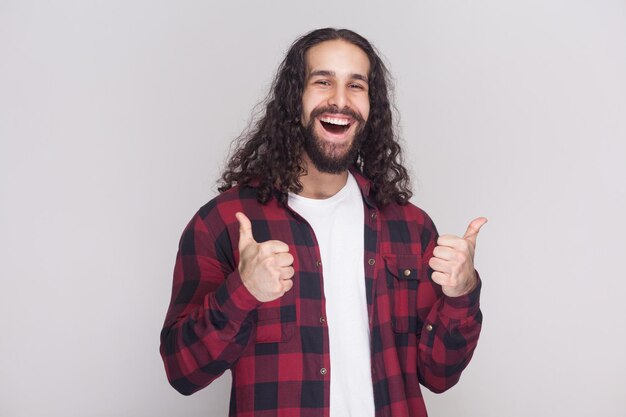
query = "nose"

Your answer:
(327, 85), (348, 110)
